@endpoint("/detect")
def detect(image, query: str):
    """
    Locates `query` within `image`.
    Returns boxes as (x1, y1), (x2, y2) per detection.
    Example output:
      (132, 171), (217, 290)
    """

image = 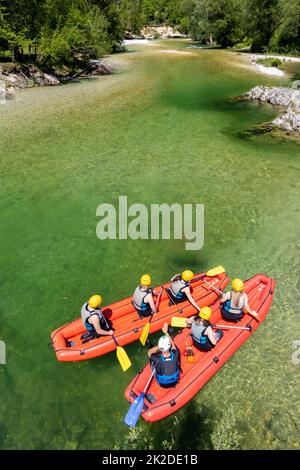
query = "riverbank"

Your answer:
(238, 86), (300, 136)
(241, 52), (300, 77)
(125, 25), (187, 40)
(0, 59), (113, 94)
